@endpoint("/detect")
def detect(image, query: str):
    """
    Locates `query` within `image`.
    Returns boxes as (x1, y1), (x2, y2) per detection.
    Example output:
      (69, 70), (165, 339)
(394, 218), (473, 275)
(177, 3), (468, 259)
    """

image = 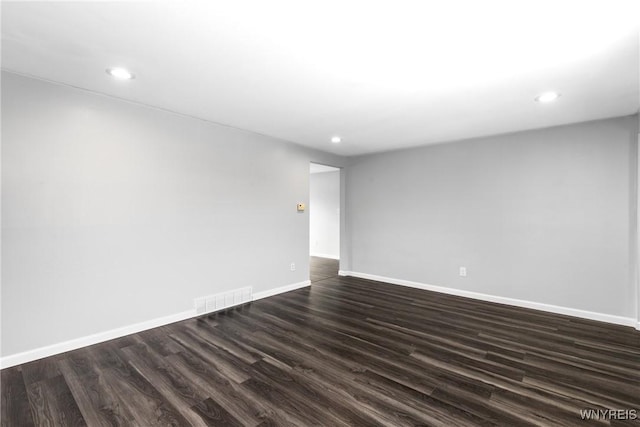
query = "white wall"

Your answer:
(1, 71), (345, 358)
(310, 170), (340, 259)
(345, 115), (639, 321)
